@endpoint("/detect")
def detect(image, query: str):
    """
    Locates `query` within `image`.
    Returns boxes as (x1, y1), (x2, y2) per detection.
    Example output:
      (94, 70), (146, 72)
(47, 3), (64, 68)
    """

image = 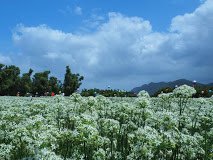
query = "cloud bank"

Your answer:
(11, 0), (213, 89)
